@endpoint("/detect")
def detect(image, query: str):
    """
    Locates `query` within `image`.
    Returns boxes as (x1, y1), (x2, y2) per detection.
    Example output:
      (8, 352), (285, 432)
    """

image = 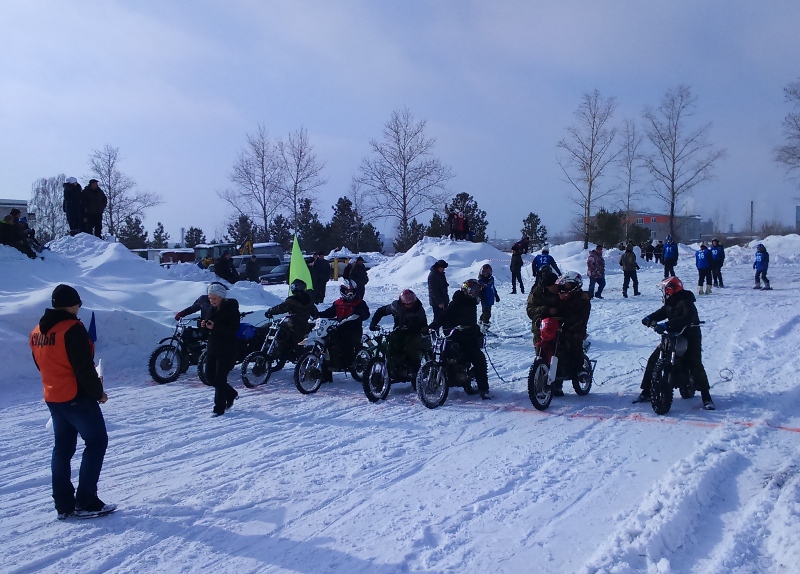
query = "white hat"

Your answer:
(65, 177), (77, 184)
(207, 283), (227, 298)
